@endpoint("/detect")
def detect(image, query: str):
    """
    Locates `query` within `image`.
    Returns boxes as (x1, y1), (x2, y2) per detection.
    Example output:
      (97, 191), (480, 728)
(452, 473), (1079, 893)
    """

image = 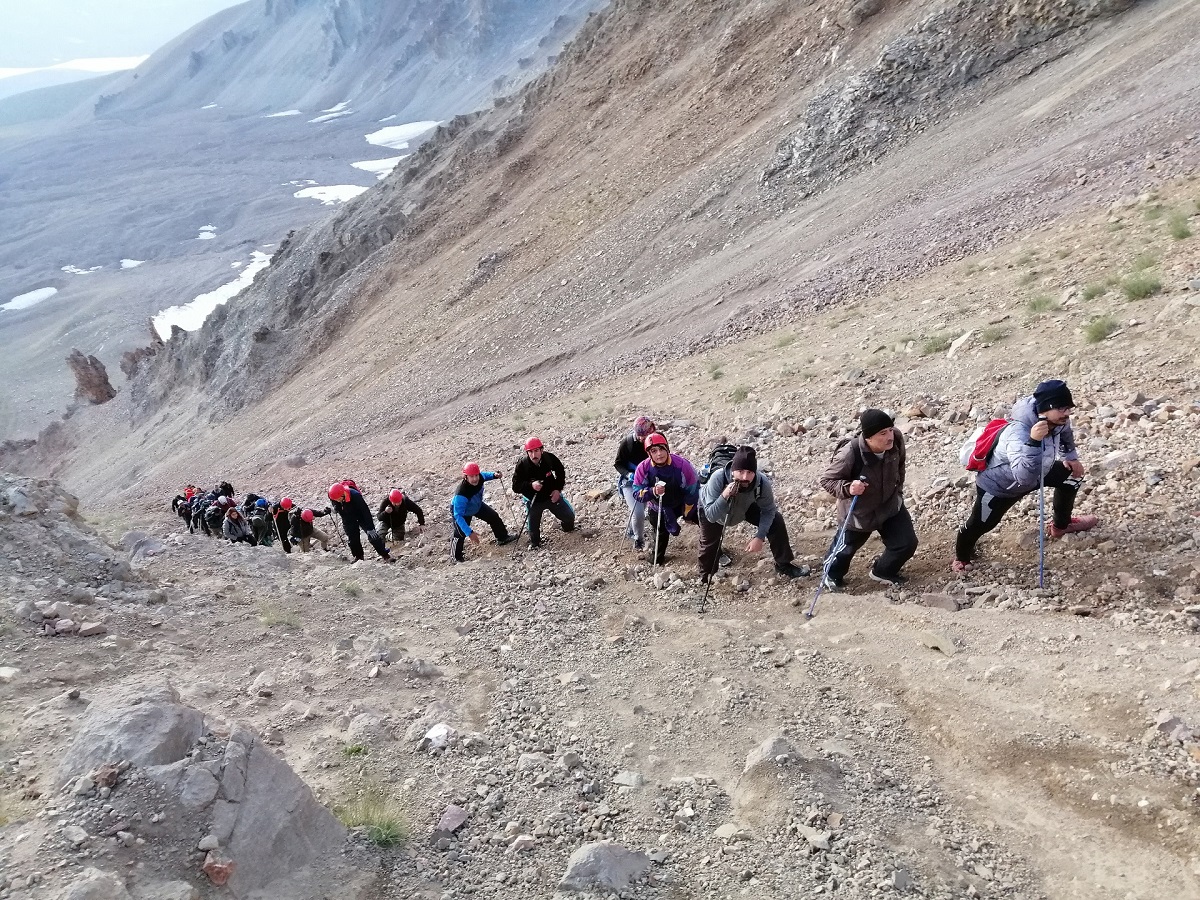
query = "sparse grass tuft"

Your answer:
(1167, 210), (1193, 240)
(342, 580), (363, 598)
(1143, 204), (1164, 220)
(1081, 283), (1107, 301)
(1026, 295), (1059, 315)
(708, 362), (724, 380)
(979, 325), (1010, 344)
(1130, 253), (1157, 271)
(730, 385), (750, 403)
(336, 785), (408, 847)
(1120, 271), (1162, 300)
(1017, 270), (1039, 286)
(258, 601), (300, 629)
(921, 334), (952, 355)
(773, 332), (798, 349)
(343, 744), (368, 758)
(1083, 315), (1119, 344)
